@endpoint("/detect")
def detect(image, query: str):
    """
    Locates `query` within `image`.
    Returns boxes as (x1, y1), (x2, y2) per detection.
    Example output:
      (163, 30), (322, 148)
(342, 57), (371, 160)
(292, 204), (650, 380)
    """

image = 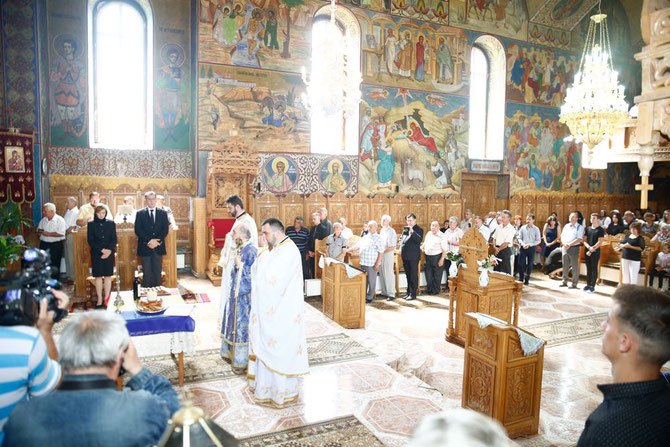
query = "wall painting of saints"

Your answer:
(155, 43), (190, 149)
(262, 156), (298, 194)
(319, 159), (351, 194)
